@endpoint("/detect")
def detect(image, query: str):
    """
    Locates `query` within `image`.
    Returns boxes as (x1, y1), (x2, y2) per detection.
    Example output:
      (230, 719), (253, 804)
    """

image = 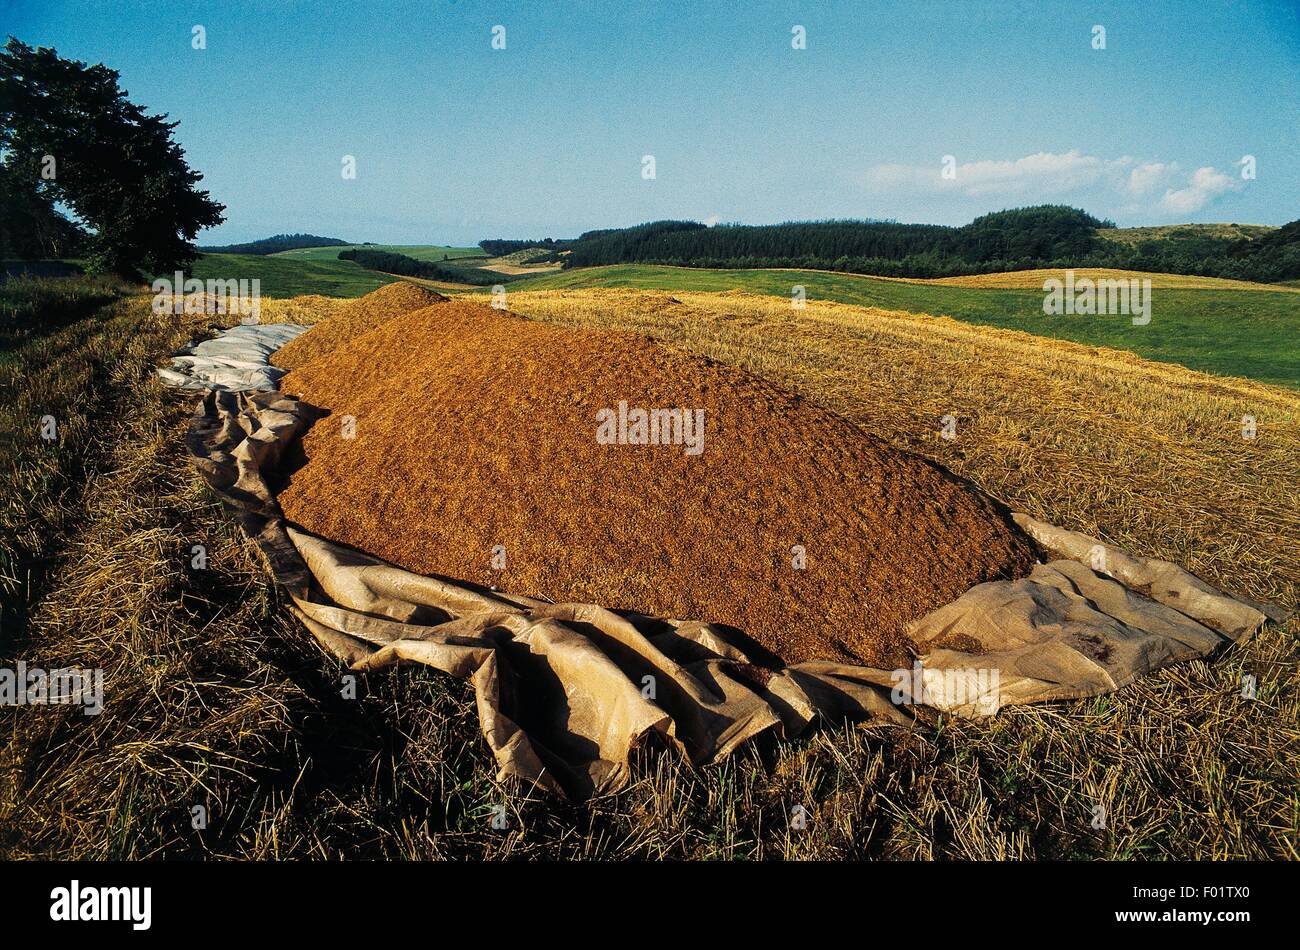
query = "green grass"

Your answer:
(493, 264), (1300, 388)
(0, 273), (134, 343)
(1098, 223), (1277, 246)
(179, 253), (1300, 386)
(191, 249), (522, 294)
(186, 252), (398, 298)
(271, 244), (485, 263)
